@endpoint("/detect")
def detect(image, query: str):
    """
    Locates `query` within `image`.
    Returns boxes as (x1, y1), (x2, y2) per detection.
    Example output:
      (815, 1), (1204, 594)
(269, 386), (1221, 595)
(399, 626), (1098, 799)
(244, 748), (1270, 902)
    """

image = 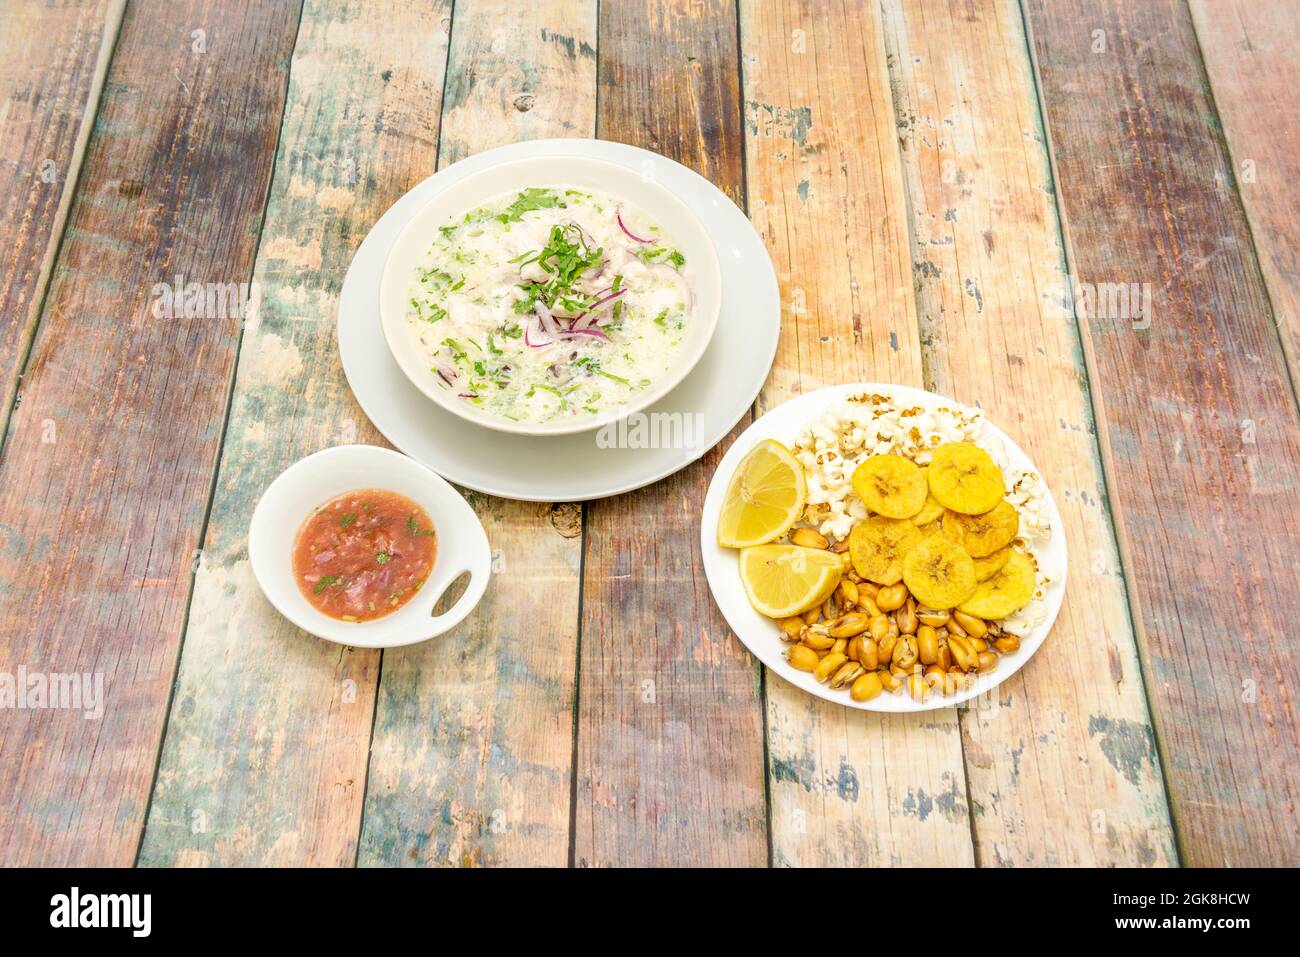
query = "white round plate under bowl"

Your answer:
(339, 138), (779, 502)
(699, 384), (1068, 713)
(378, 154), (722, 437)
